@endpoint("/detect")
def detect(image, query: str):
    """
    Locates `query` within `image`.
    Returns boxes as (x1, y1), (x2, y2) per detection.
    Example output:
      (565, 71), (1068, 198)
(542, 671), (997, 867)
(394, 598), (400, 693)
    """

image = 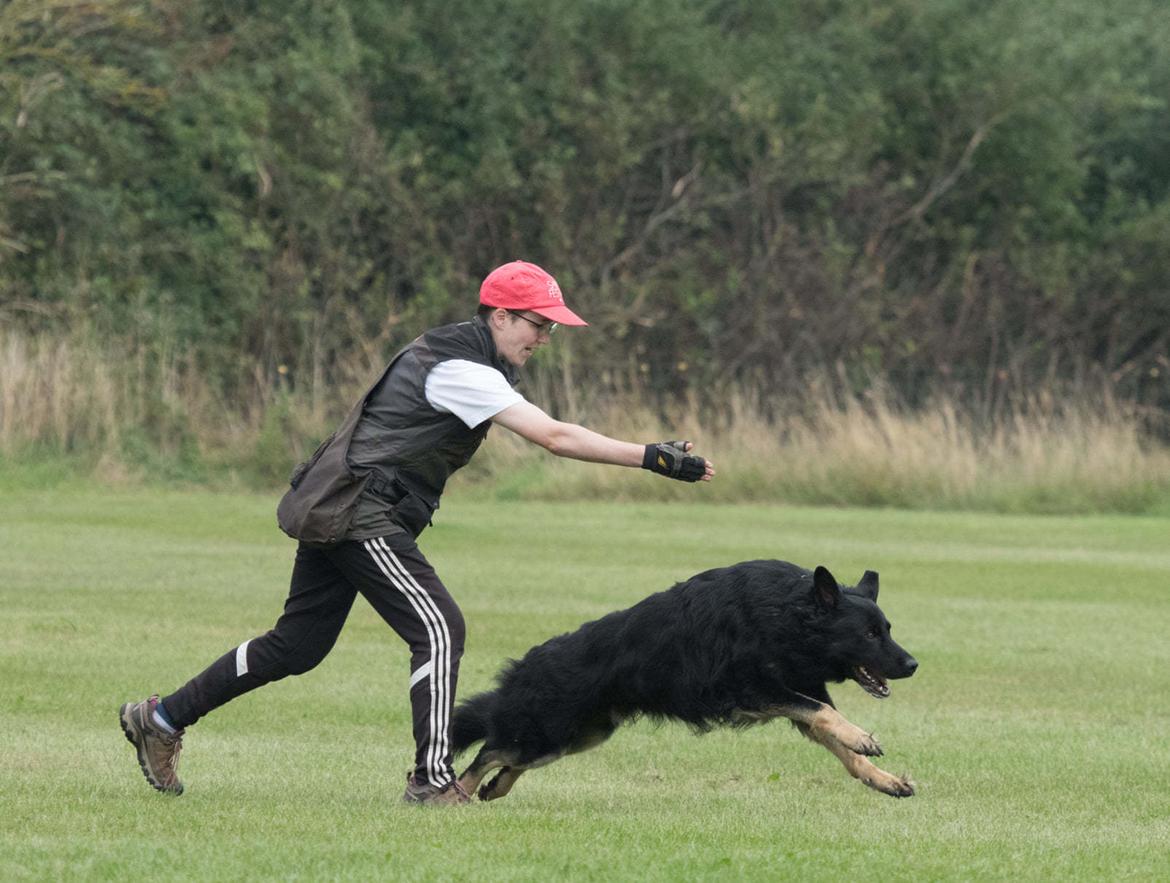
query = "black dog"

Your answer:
(453, 560), (918, 800)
